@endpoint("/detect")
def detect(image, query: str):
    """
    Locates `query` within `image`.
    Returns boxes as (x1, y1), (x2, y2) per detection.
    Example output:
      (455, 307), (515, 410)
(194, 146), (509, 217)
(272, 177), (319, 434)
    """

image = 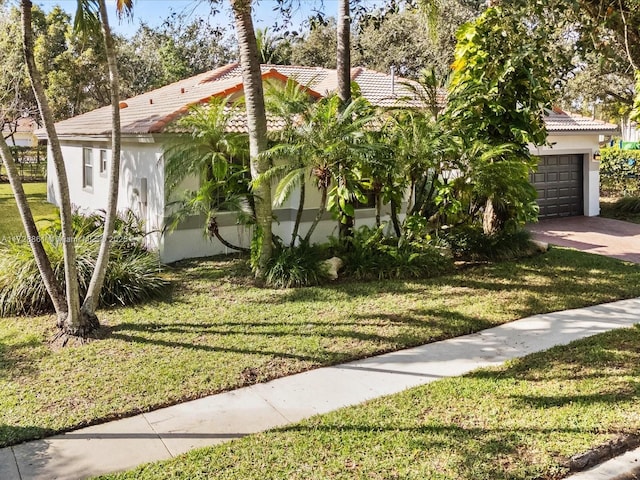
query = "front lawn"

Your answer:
(100, 325), (640, 480)
(2, 248), (640, 448)
(0, 182), (58, 239)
